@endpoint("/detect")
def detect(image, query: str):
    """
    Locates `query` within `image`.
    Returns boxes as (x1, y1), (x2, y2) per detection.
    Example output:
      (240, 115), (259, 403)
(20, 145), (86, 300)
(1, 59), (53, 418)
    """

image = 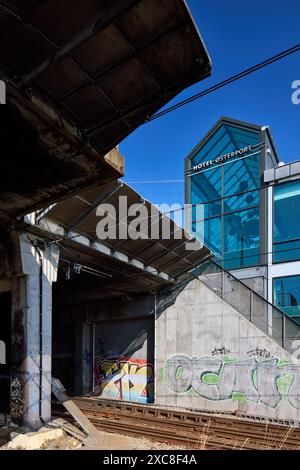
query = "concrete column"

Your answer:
(11, 233), (59, 430)
(75, 321), (92, 395)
